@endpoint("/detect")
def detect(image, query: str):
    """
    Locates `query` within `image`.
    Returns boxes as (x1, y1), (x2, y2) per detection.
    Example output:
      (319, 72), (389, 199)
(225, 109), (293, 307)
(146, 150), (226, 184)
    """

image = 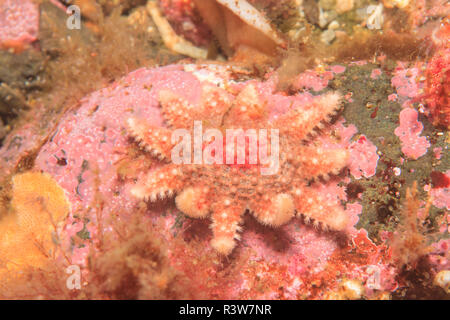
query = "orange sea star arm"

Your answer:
(210, 199), (245, 255)
(130, 165), (183, 202)
(292, 186), (349, 232)
(175, 186), (212, 219)
(274, 92), (342, 141)
(159, 85), (231, 129)
(158, 89), (198, 129)
(248, 193), (295, 227)
(223, 84), (267, 128)
(127, 117), (175, 160)
(293, 145), (349, 180)
(198, 84), (232, 127)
